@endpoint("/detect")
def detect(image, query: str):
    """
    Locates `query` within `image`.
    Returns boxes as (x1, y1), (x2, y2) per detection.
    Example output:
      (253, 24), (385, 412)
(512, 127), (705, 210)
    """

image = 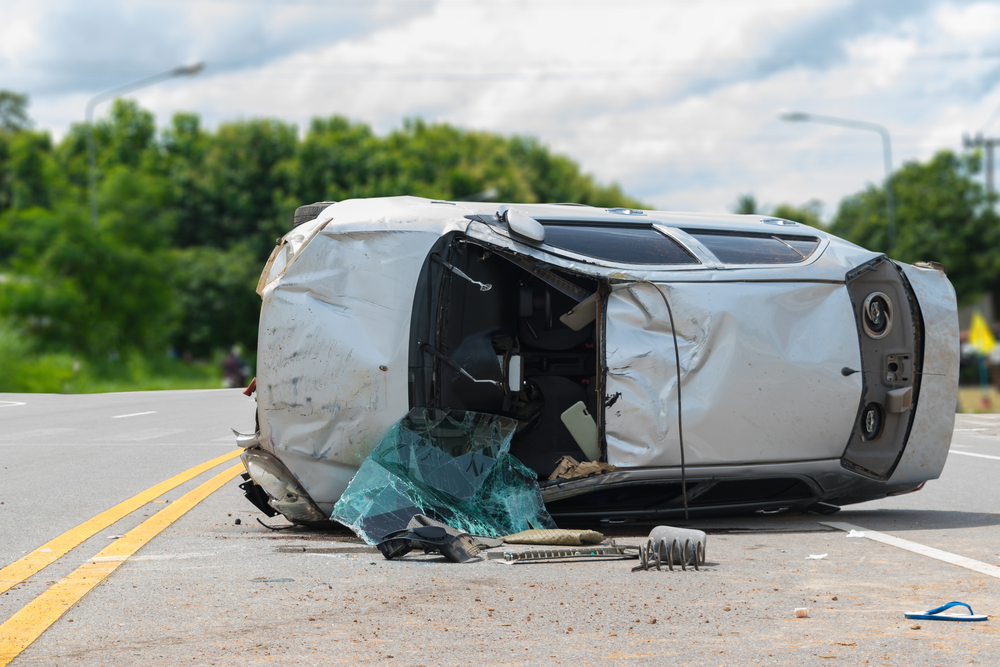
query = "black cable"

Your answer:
(256, 518), (293, 531)
(635, 282), (688, 520)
